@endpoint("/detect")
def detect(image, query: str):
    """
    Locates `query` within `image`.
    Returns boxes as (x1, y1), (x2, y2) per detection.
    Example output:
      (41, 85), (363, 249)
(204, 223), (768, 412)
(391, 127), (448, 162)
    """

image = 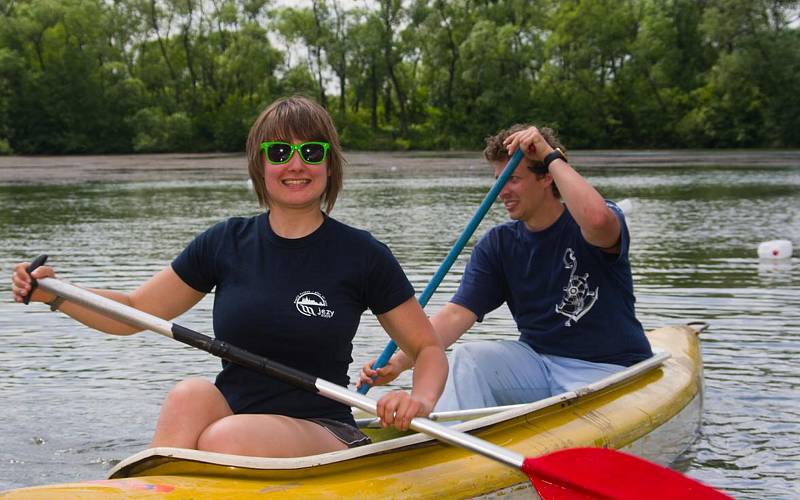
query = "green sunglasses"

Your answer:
(261, 141), (330, 165)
